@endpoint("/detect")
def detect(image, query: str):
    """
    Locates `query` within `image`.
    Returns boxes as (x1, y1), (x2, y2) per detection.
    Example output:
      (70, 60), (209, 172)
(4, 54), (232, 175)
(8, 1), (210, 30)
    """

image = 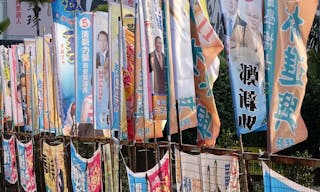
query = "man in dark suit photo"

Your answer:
(80, 0), (107, 12)
(149, 36), (165, 95)
(96, 30), (108, 67)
